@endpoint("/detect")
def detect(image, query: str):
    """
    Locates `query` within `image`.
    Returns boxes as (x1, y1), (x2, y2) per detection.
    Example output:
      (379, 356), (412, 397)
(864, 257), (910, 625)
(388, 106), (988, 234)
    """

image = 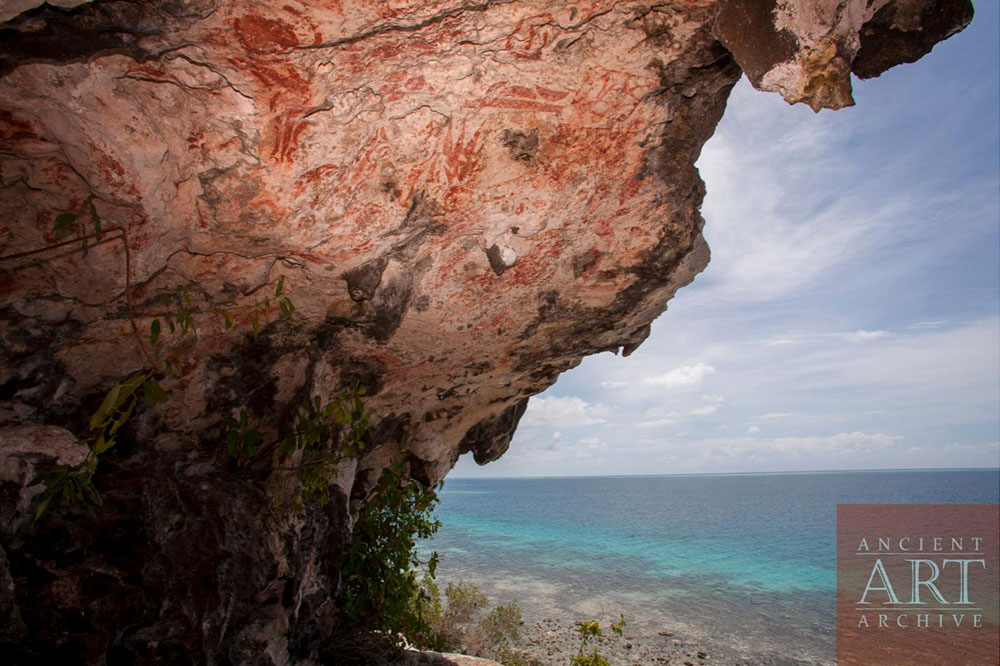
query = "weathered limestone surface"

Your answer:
(0, 1), (972, 663)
